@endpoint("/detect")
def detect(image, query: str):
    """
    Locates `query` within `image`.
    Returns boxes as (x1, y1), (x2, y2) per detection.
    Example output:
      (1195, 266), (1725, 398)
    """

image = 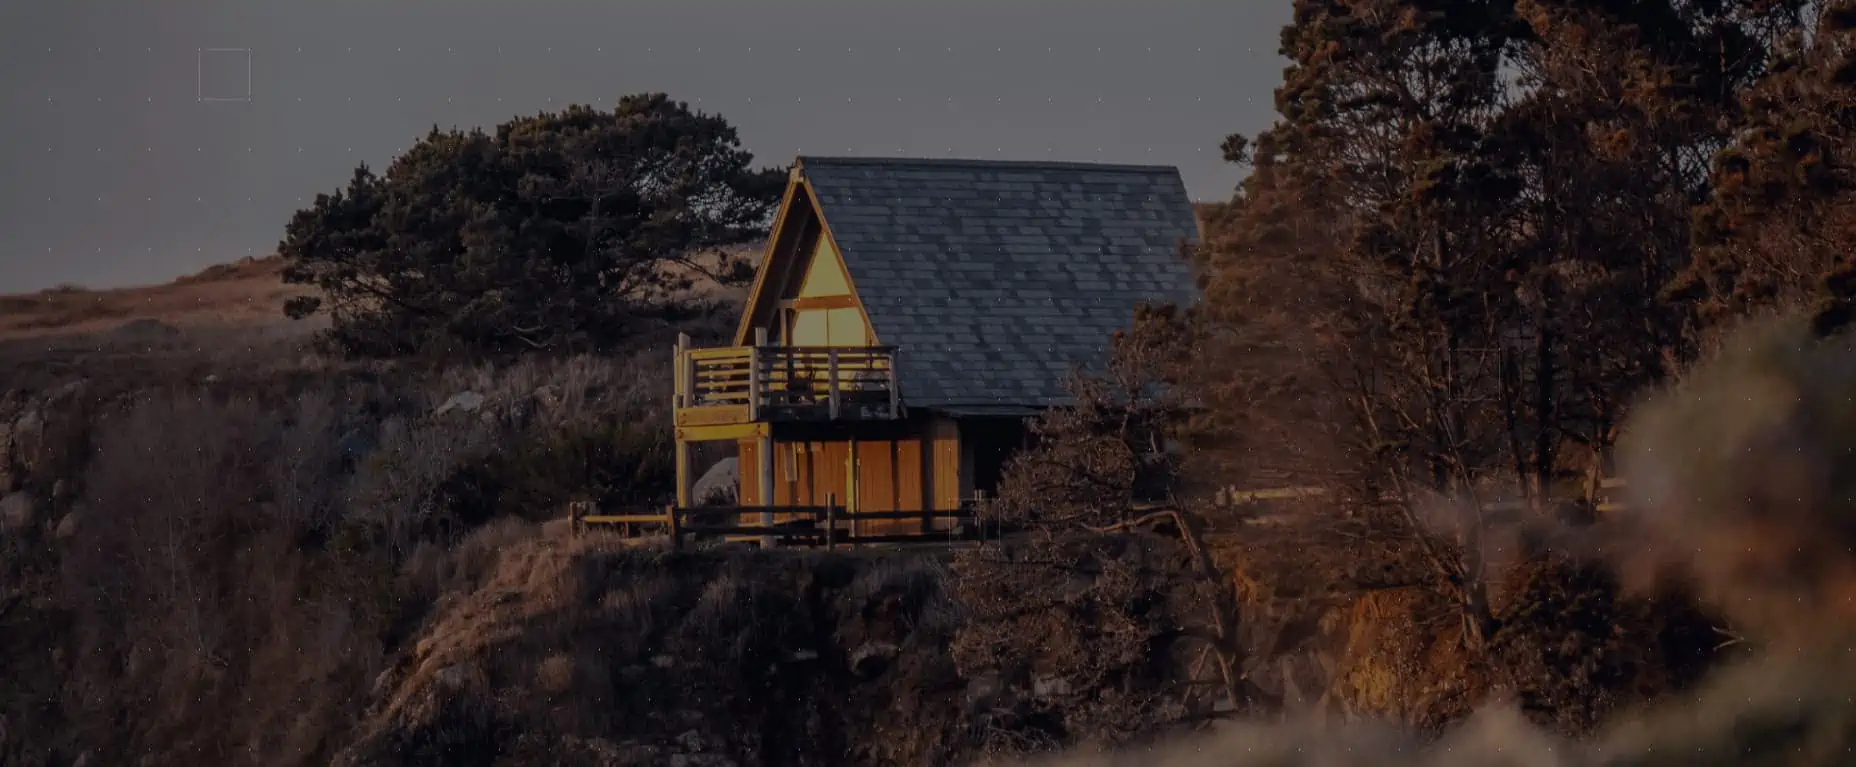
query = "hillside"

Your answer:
(0, 201), (1245, 346)
(0, 257), (314, 342)
(0, 242), (775, 347)
(4, 206), (1839, 766)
